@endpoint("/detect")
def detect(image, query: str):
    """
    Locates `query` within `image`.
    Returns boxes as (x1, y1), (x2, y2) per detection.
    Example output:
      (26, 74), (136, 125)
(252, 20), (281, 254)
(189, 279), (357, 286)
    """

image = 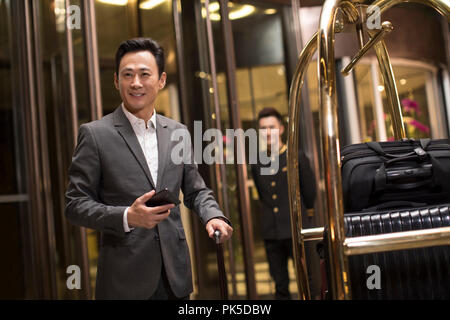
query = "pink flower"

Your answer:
(408, 119), (430, 133)
(401, 98), (421, 116)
